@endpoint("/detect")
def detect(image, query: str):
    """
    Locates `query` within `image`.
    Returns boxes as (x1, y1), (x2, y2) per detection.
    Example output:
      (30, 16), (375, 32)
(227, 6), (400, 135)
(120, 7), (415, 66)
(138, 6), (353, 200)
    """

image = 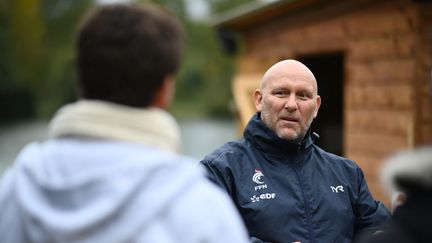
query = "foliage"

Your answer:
(0, 0), (91, 119)
(0, 0), (250, 121)
(171, 15), (236, 118)
(151, 0), (245, 118)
